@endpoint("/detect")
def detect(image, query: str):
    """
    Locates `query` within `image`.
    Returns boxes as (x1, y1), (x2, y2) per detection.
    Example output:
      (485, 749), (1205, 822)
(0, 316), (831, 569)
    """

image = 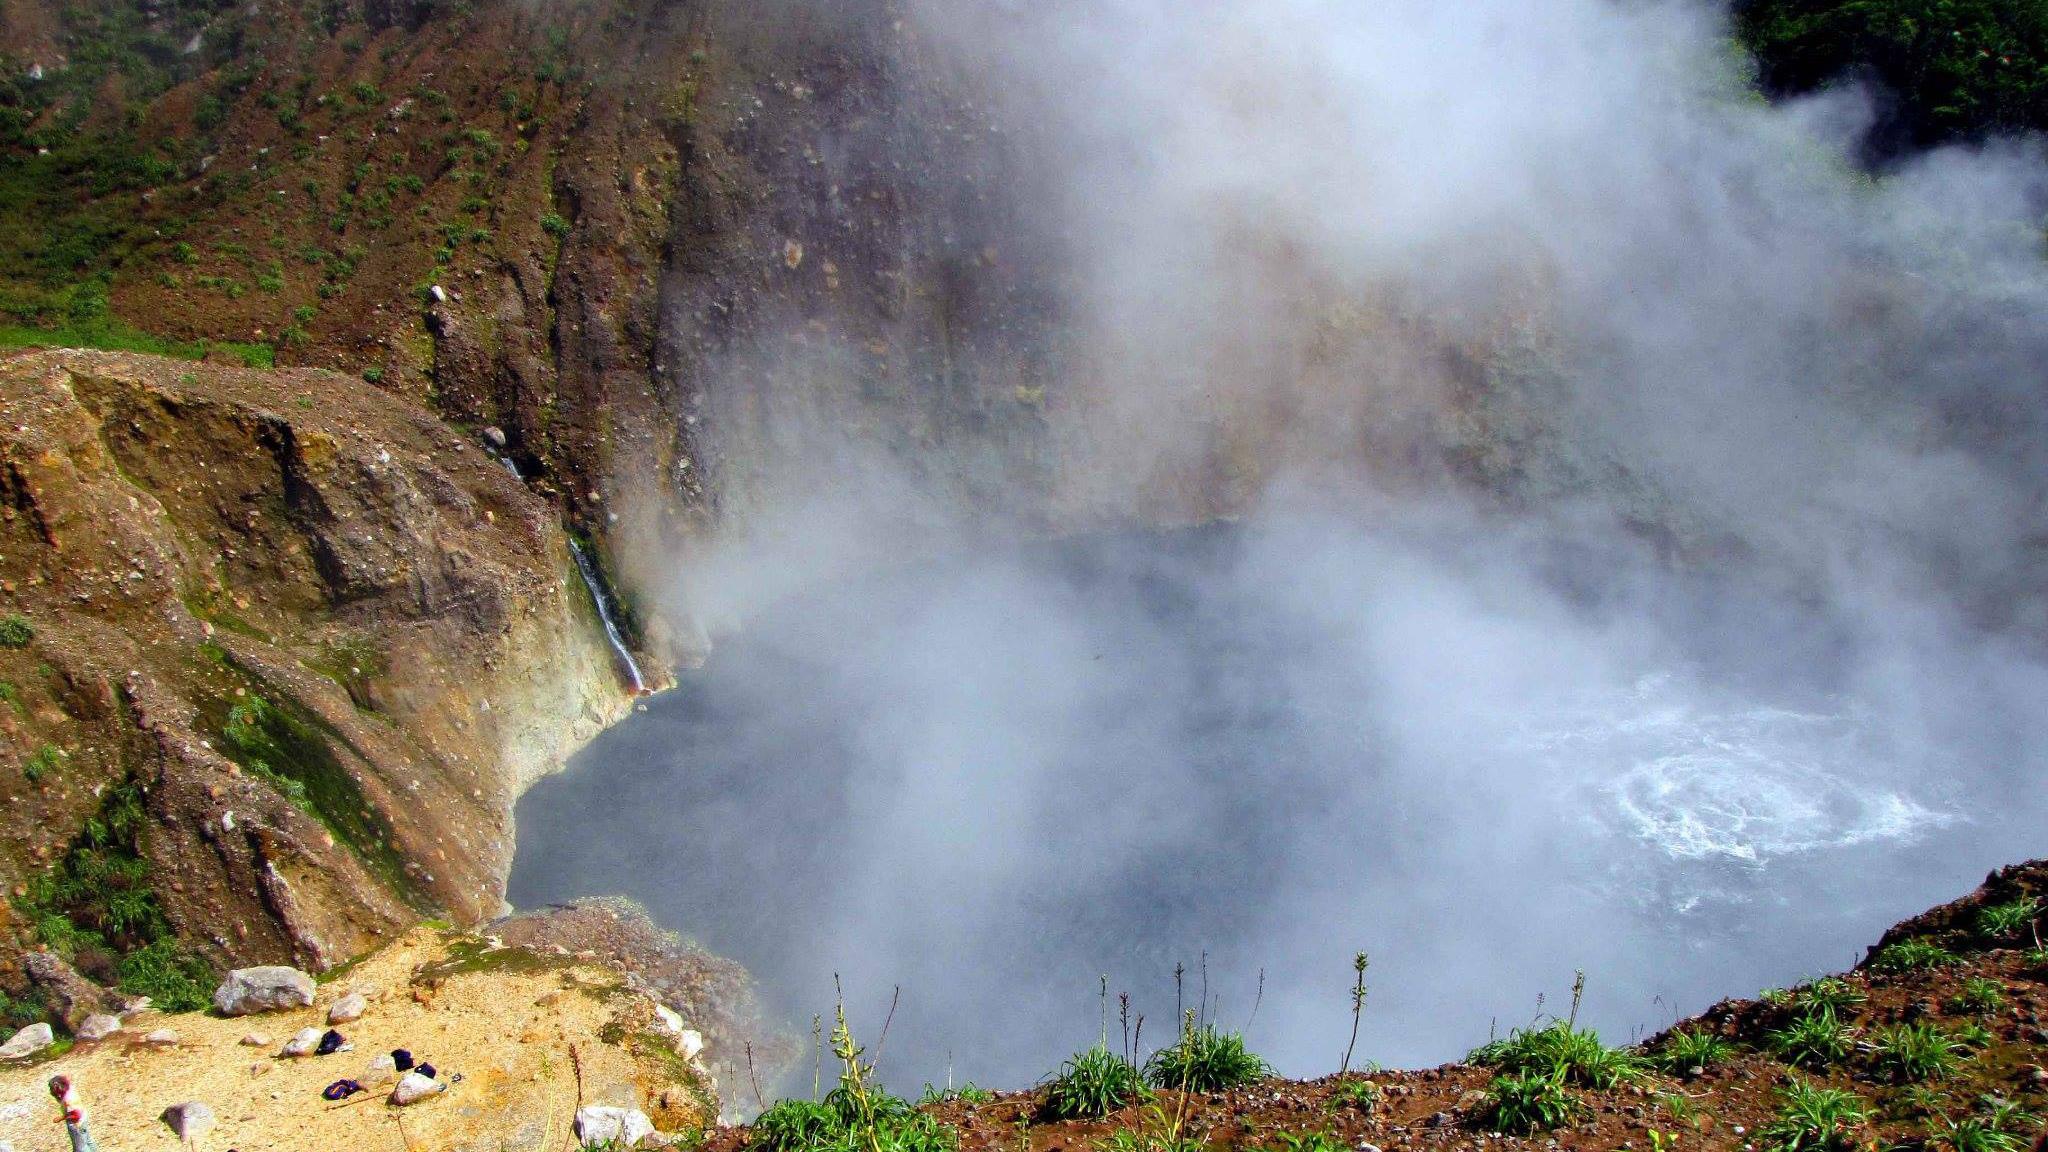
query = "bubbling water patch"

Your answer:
(513, 522), (2046, 1090)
